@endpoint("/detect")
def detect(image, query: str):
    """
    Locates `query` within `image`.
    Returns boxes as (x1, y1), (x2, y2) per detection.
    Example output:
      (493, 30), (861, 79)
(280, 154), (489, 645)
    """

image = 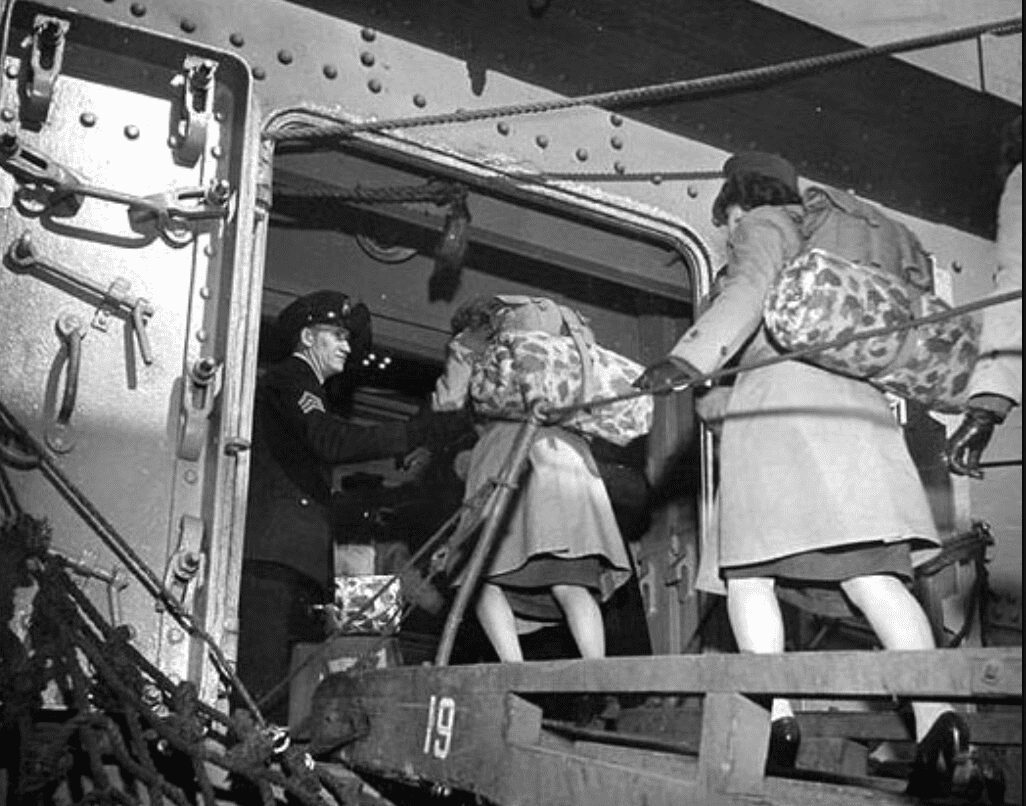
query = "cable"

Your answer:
(269, 16), (1022, 142)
